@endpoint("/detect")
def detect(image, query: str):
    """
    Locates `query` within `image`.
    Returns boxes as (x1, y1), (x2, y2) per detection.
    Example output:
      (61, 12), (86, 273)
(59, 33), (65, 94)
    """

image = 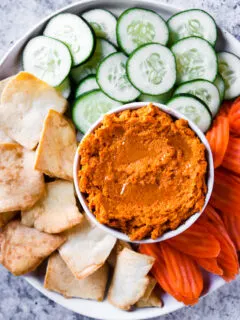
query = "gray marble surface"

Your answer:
(0, 0), (240, 319)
